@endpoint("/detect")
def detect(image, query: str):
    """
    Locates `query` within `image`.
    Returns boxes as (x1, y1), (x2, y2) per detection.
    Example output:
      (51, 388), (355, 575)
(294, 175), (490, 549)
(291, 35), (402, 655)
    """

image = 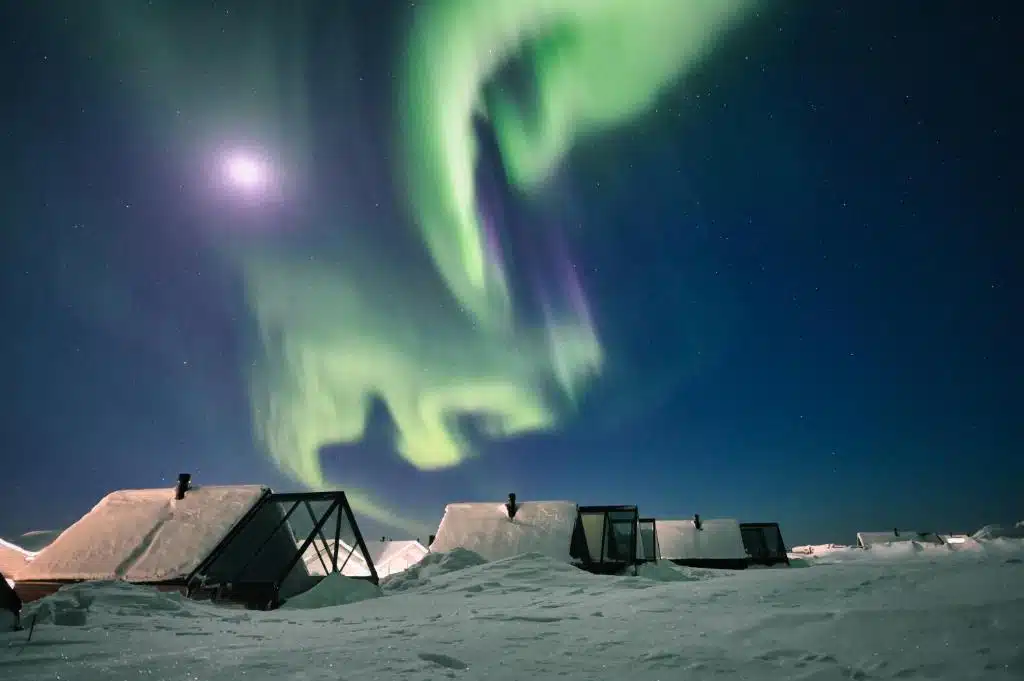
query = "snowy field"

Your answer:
(3, 540), (1023, 680)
